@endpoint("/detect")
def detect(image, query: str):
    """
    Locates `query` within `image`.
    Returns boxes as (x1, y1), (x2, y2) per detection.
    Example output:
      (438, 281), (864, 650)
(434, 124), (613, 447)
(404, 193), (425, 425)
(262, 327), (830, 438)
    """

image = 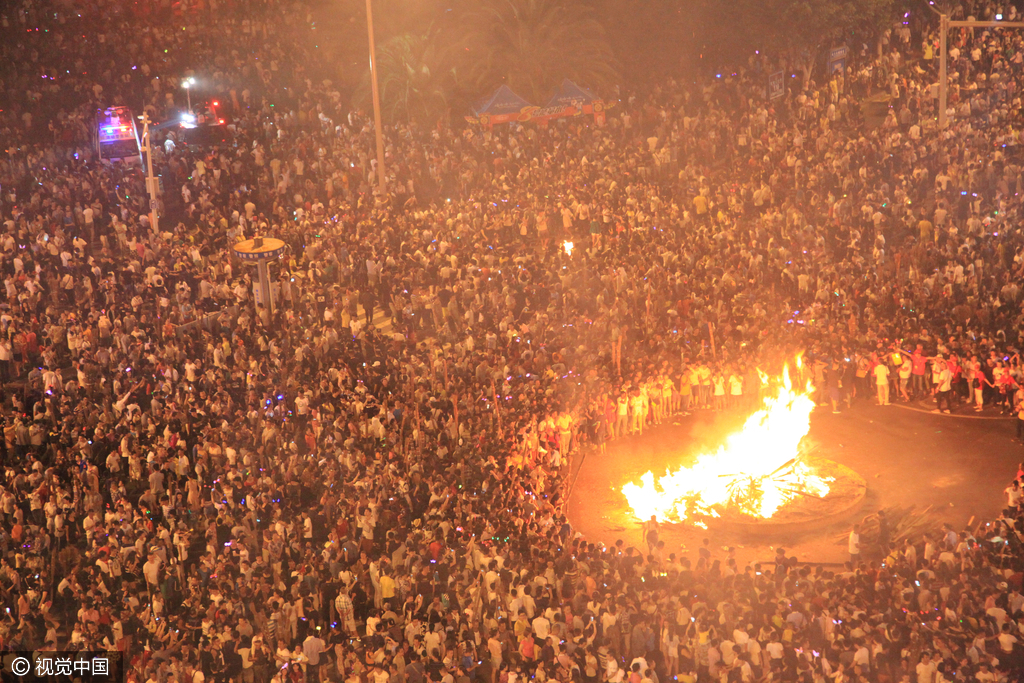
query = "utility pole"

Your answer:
(183, 76), (195, 114)
(935, 14), (1024, 129)
(365, 0), (387, 199)
(140, 113), (160, 234)
(938, 13), (948, 129)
